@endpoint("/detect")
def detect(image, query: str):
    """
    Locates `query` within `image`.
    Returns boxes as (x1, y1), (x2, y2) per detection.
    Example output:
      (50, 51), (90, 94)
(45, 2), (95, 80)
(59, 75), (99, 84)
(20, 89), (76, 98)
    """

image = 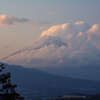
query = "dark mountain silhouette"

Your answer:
(39, 66), (100, 81)
(1, 63), (100, 99)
